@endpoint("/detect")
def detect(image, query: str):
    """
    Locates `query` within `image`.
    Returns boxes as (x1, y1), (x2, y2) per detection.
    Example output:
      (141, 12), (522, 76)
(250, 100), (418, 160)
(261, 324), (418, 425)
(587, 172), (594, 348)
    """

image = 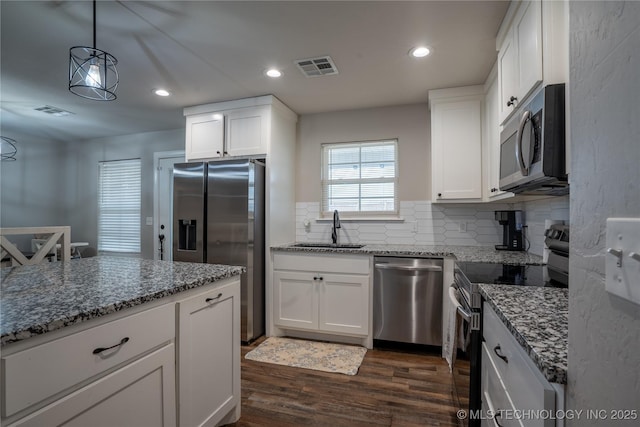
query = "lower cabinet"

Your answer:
(177, 281), (240, 427)
(273, 253), (370, 337)
(10, 344), (176, 427)
(273, 271), (369, 336)
(482, 302), (561, 427)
